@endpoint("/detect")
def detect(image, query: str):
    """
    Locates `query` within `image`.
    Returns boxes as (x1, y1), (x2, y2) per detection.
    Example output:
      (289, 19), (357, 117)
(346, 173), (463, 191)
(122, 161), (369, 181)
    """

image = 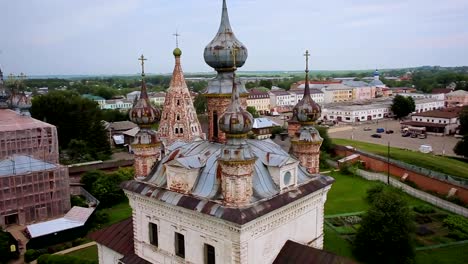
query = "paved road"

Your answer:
(328, 119), (459, 156)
